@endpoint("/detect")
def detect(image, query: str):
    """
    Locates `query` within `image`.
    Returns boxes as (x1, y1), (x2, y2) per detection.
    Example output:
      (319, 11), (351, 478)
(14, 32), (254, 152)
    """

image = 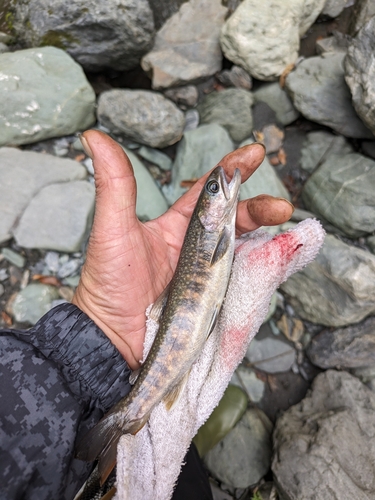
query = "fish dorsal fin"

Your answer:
(163, 371), (190, 411)
(210, 228), (230, 266)
(129, 367), (141, 385)
(149, 282), (171, 322)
